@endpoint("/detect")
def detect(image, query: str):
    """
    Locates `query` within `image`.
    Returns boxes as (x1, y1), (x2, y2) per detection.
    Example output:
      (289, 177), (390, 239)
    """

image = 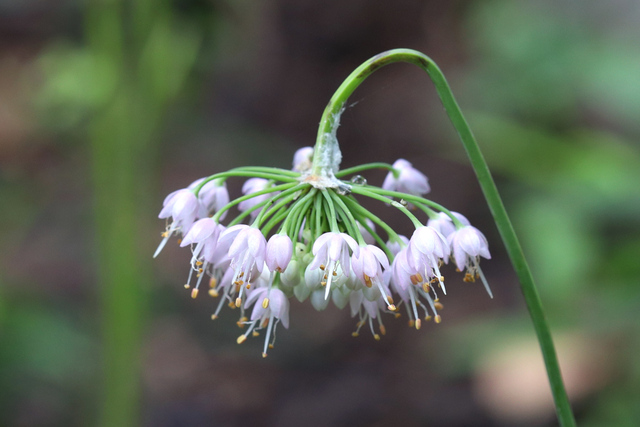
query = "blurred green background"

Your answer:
(1, 0), (639, 426)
